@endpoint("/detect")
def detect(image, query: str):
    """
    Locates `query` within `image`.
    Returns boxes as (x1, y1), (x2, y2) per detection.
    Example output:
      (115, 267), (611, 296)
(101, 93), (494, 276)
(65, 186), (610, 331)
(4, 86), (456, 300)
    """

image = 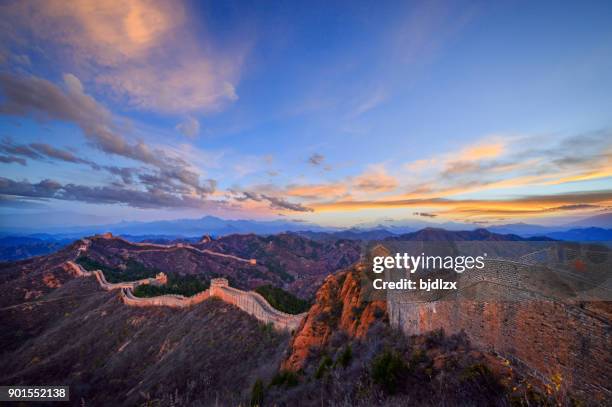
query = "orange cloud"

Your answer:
(286, 183), (347, 199)
(403, 158), (438, 172)
(458, 141), (505, 161)
(2, 0), (244, 113)
(352, 165), (398, 192)
(310, 190), (612, 221)
(4, 0), (183, 64)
